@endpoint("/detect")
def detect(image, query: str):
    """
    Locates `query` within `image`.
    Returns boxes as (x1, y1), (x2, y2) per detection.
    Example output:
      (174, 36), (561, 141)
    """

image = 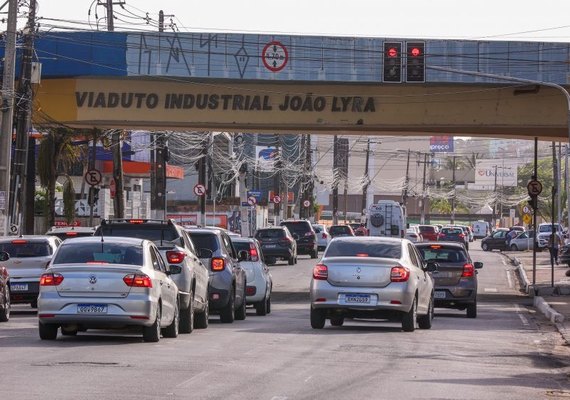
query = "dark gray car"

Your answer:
(415, 242), (482, 318)
(186, 228), (247, 323)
